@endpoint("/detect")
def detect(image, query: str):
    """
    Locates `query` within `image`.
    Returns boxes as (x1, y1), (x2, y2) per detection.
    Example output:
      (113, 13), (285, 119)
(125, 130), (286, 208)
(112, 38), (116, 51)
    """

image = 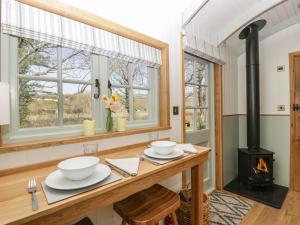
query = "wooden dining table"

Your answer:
(0, 143), (210, 225)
